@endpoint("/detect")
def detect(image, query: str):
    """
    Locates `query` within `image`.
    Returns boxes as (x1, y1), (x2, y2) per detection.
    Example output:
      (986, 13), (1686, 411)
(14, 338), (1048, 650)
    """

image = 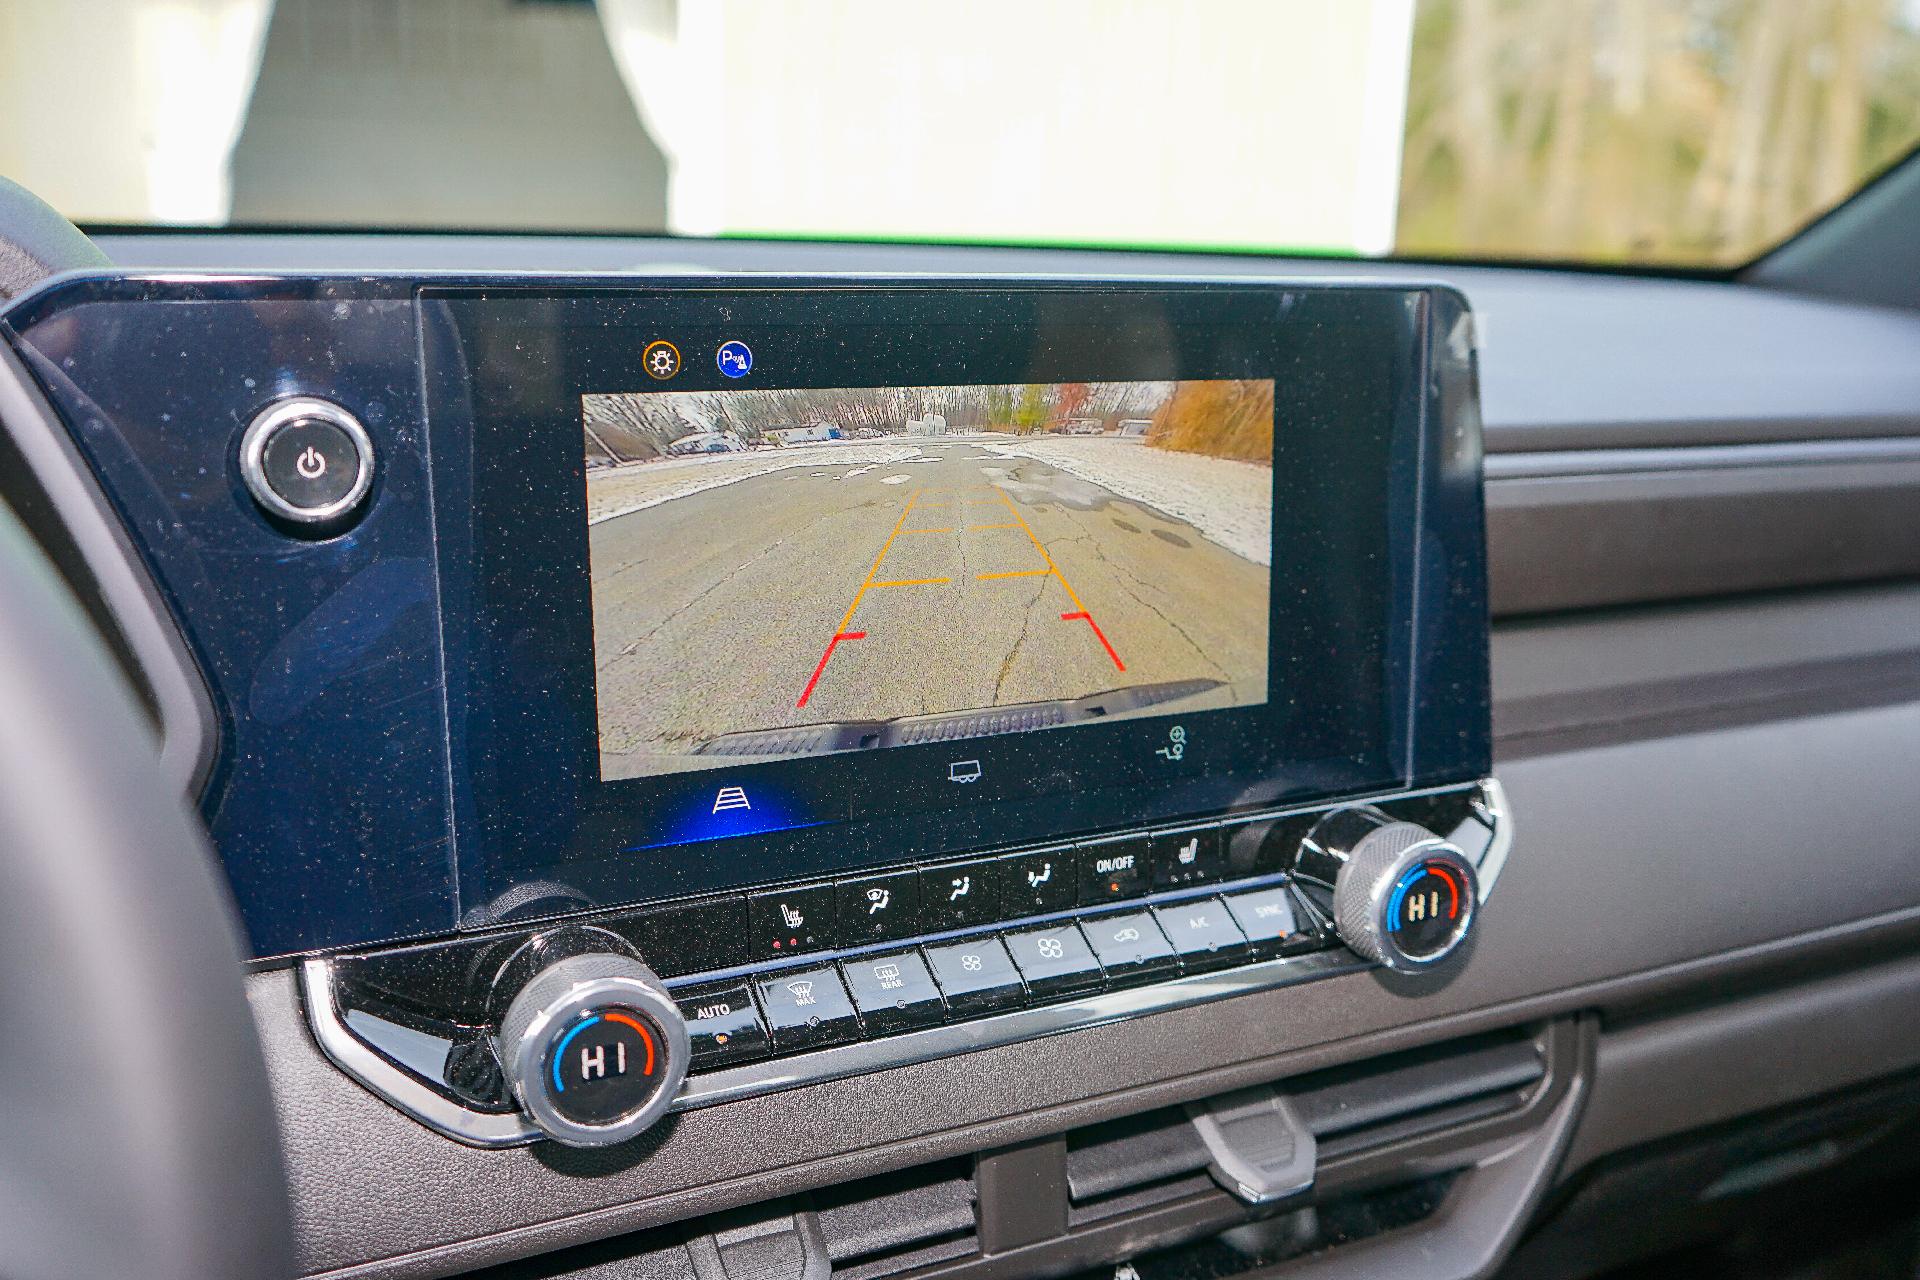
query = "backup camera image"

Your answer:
(583, 379), (1273, 781)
